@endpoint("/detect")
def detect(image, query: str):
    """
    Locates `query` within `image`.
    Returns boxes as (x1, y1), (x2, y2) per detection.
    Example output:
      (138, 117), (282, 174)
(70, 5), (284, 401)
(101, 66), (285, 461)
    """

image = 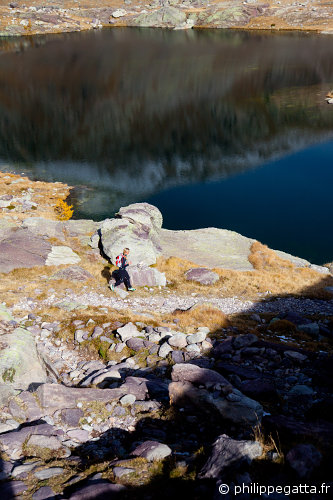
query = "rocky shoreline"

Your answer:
(0, 170), (333, 499)
(0, 1), (333, 39)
